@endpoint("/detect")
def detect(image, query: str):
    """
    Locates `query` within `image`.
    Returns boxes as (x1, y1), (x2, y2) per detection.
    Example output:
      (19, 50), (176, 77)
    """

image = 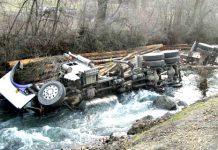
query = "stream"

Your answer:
(1, 69), (218, 150)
